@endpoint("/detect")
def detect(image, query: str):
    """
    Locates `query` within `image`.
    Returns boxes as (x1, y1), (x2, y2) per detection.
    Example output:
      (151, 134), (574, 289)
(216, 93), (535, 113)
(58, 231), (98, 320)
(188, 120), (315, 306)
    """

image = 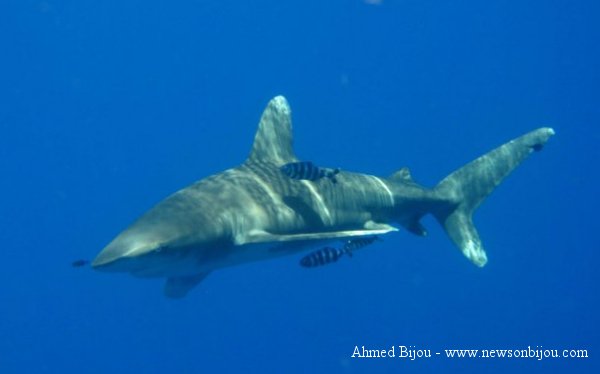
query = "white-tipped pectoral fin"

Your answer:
(236, 223), (398, 246)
